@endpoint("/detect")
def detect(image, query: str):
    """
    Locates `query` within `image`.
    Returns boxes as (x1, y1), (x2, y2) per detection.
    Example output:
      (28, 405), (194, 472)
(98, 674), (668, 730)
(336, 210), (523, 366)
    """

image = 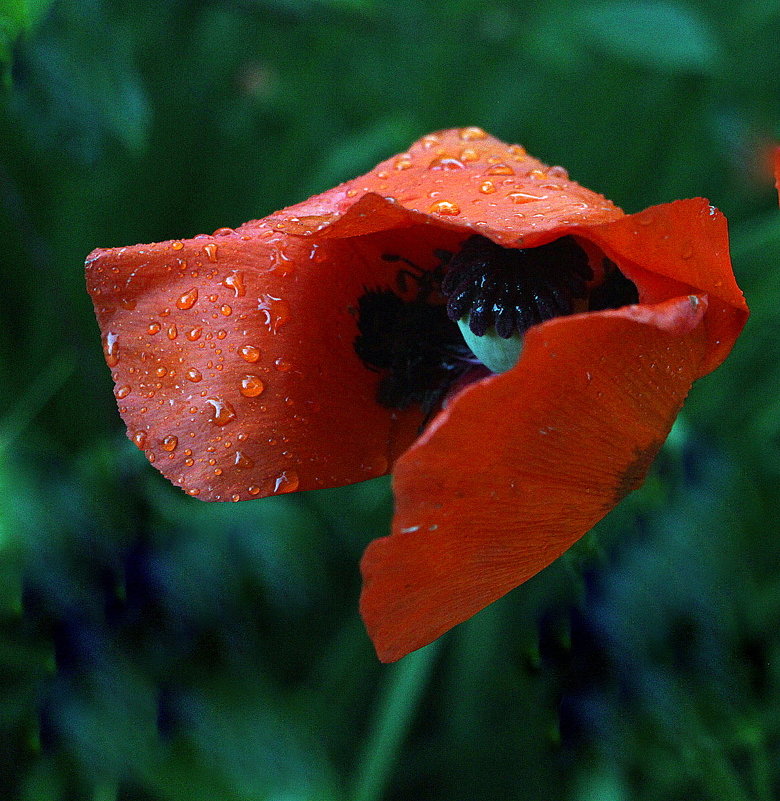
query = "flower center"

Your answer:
(354, 235), (637, 413)
(441, 234), (593, 337)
